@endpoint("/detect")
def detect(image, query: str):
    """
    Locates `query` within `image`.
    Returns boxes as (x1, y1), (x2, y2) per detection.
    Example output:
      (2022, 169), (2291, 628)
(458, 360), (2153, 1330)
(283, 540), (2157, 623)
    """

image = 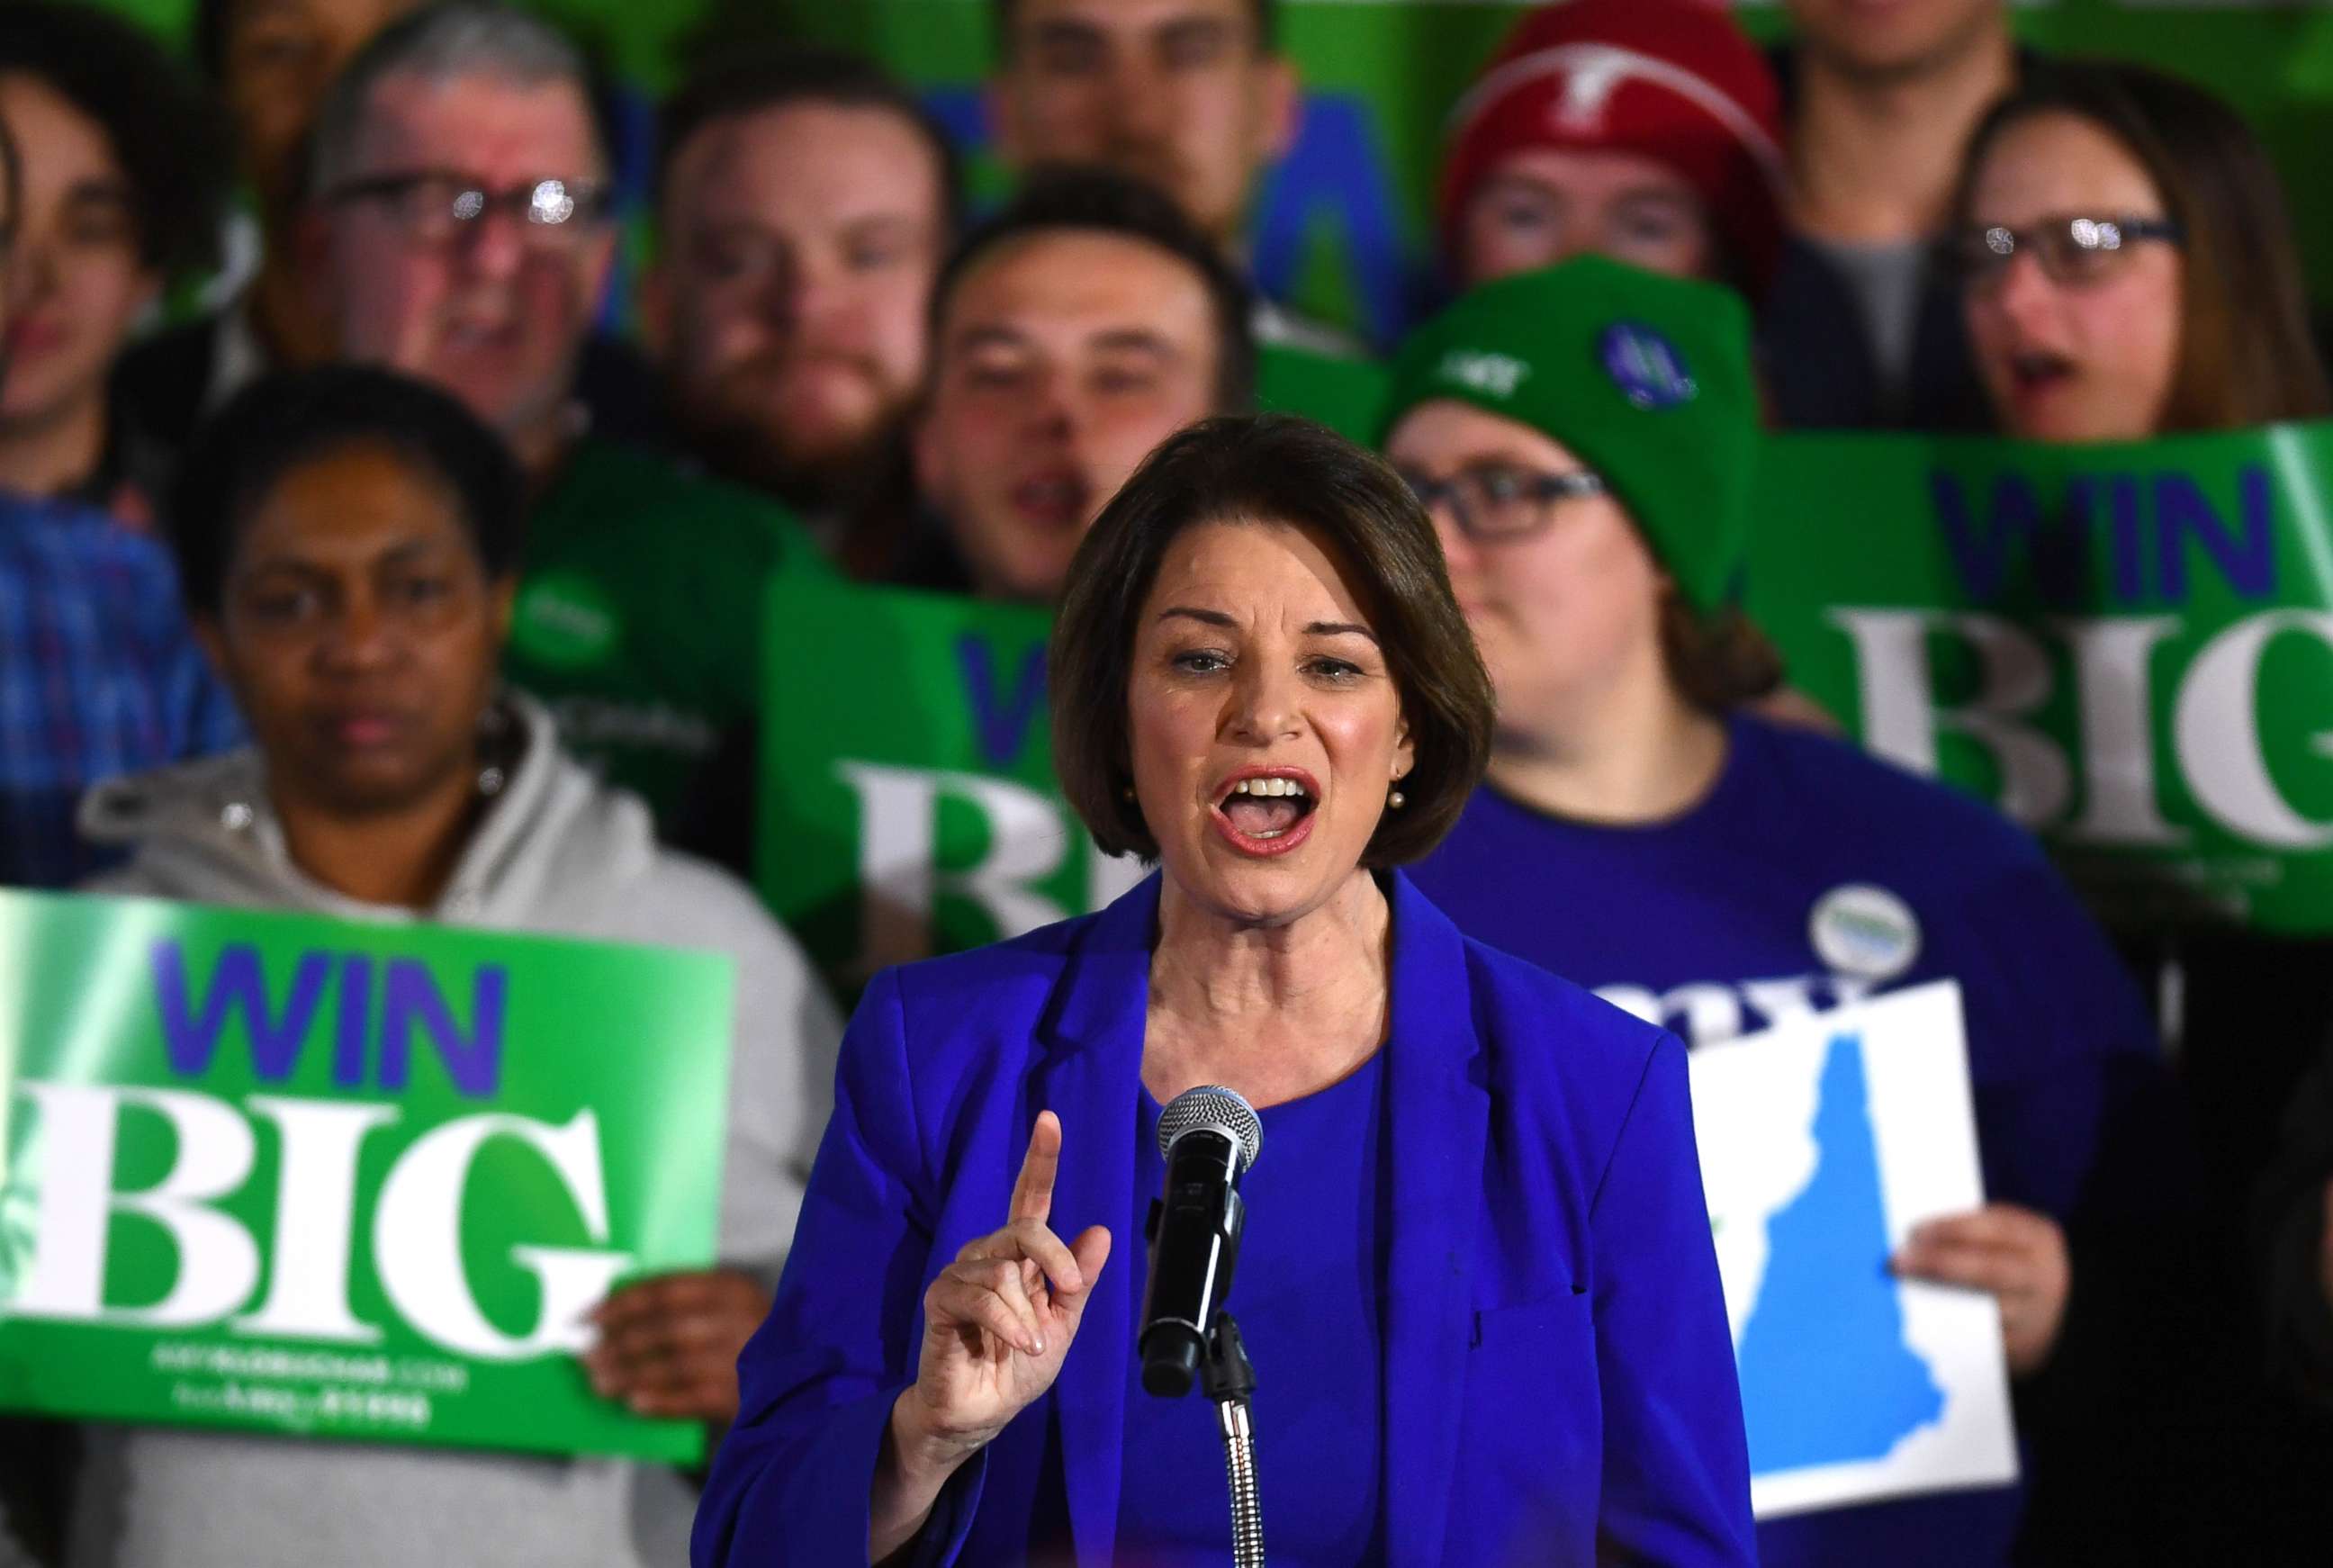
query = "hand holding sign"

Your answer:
(584, 1269), (770, 1425)
(873, 1112), (1111, 1559)
(1894, 1202), (2071, 1376)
